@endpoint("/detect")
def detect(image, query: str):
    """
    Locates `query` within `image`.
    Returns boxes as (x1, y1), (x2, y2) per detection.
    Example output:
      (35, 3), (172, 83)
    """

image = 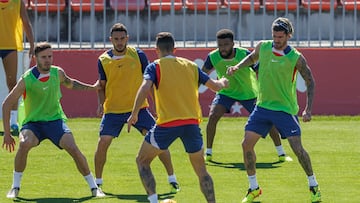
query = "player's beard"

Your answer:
(220, 50), (233, 59)
(38, 64), (51, 72)
(114, 44), (126, 53)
